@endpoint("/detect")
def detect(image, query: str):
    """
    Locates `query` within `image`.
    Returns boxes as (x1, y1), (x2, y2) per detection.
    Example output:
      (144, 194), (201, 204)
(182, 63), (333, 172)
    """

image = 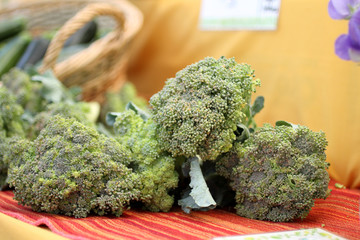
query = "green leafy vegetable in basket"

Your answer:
(216, 122), (331, 222)
(0, 18), (26, 42)
(9, 115), (141, 218)
(0, 33), (31, 77)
